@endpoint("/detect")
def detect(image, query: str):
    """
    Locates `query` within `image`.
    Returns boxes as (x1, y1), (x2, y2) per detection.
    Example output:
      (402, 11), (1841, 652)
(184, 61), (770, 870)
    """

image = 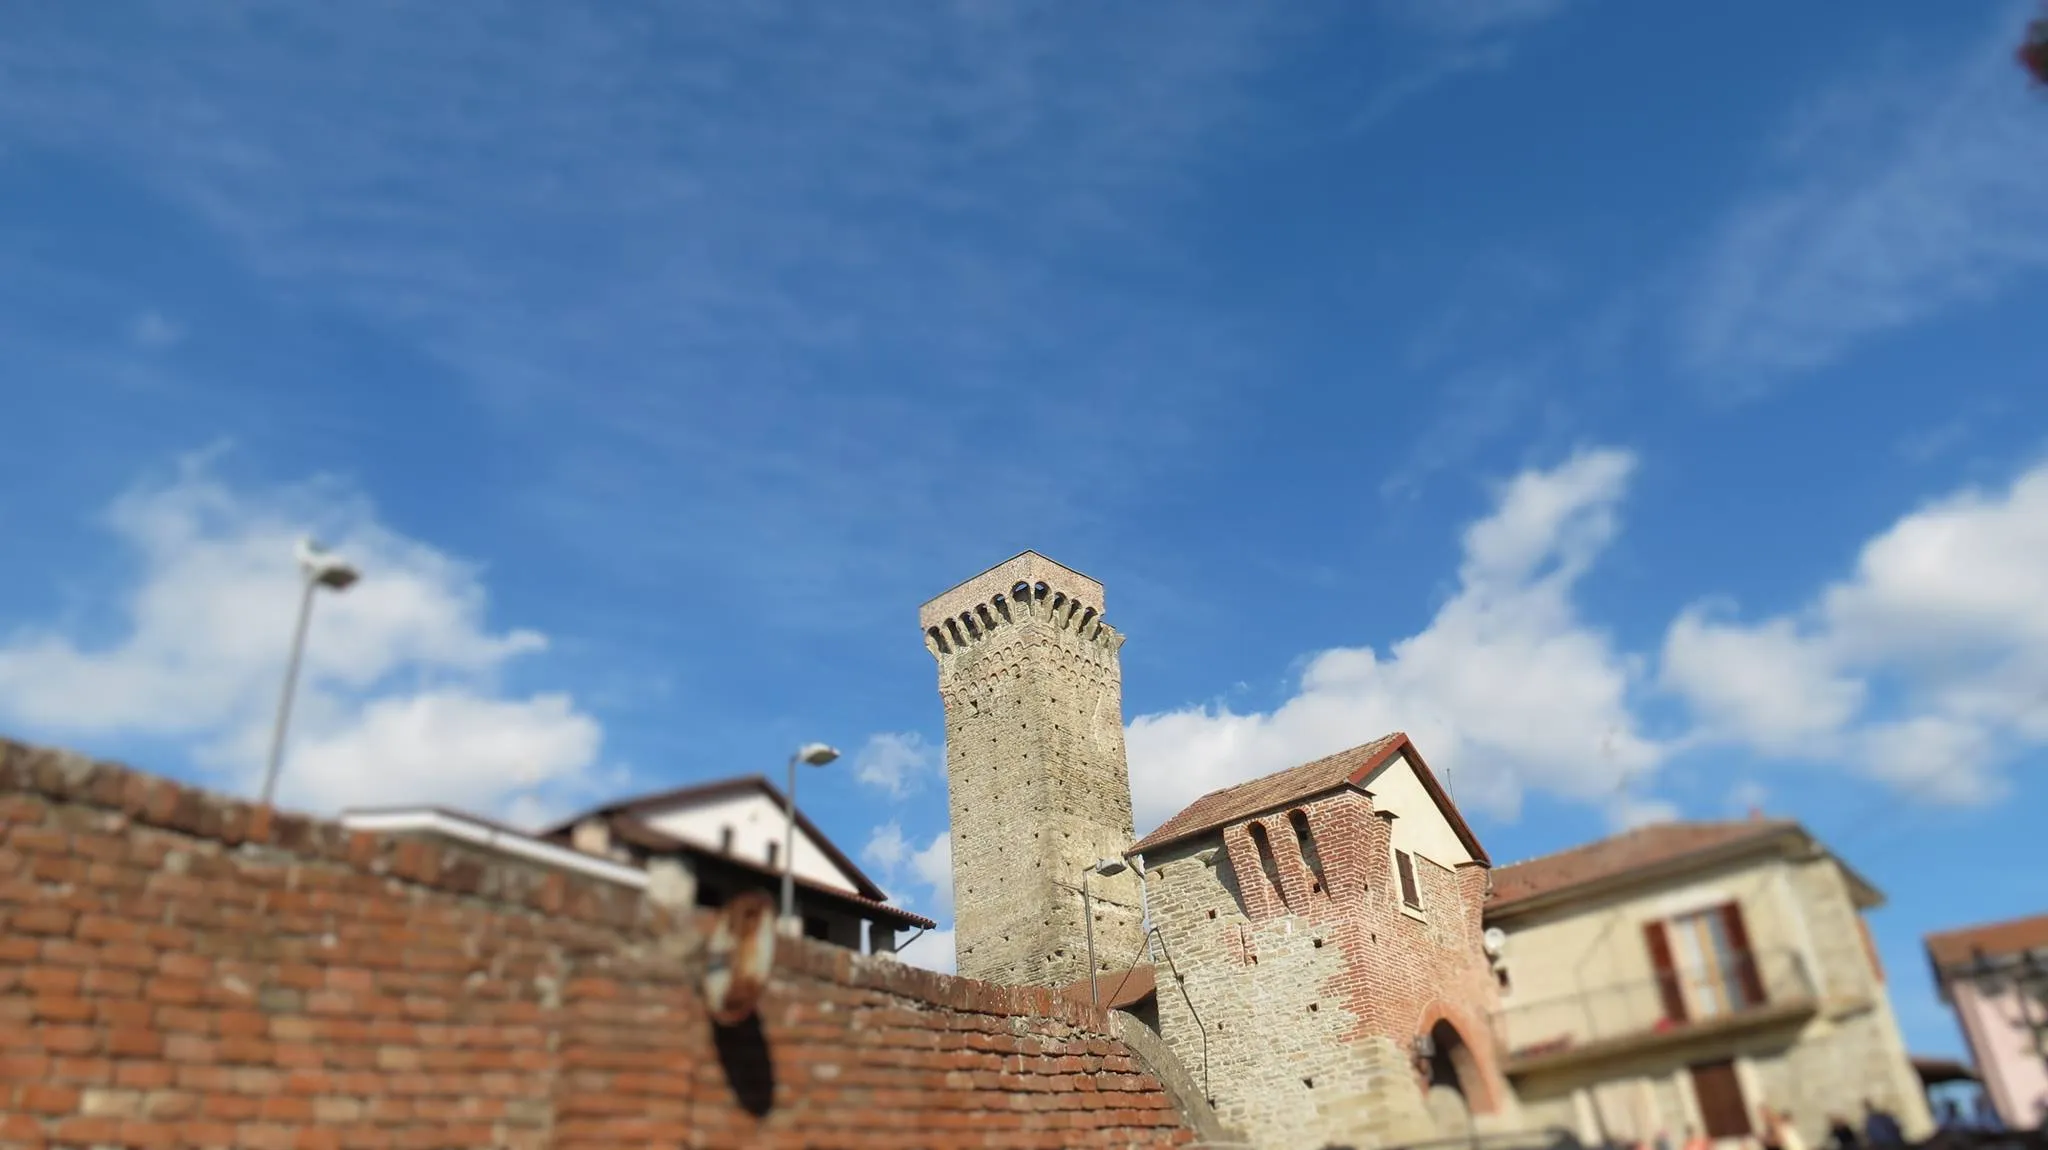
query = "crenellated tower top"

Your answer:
(919, 551), (1111, 652)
